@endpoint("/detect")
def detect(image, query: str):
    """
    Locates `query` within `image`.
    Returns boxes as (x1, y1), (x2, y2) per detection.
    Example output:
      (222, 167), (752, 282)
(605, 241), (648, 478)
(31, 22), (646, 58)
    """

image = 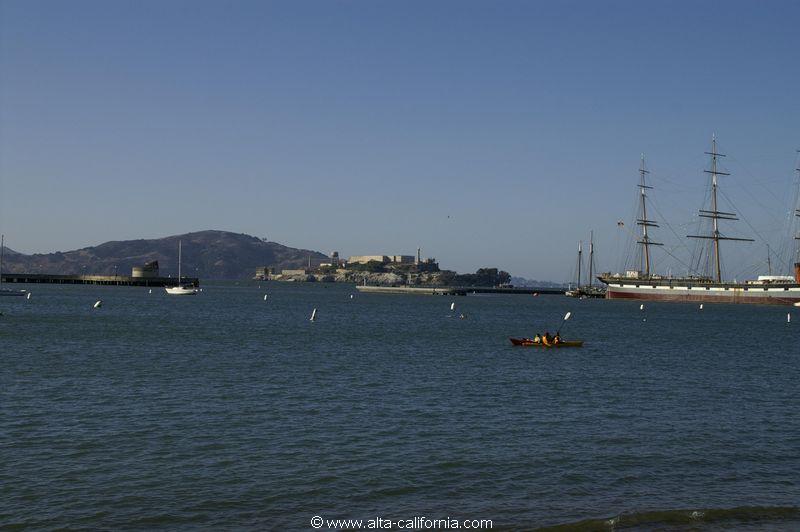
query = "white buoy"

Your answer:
(26, 292), (31, 300)
(350, 294), (354, 299)
(699, 304), (703, 310)
(148, 289), (152, 294)
(263, 294), (268, 301)
(640, 304), (645, 311)
(310, 308), (317, 322)
(450, 302), (455, 311)
(788, 313), (791, 324)
(93, 300), (102, 309)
